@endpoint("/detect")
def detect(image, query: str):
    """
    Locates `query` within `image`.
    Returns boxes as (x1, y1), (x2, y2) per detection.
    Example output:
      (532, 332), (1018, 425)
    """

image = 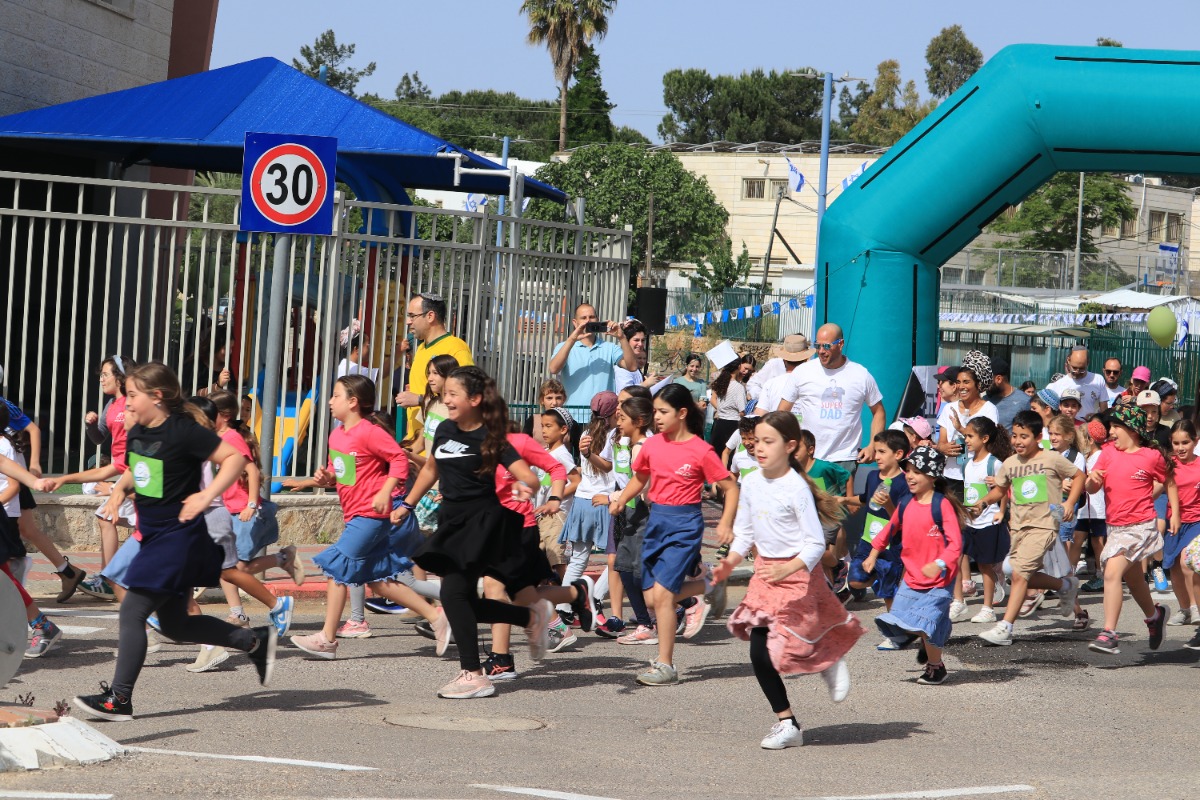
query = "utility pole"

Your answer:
(642, 192), (654, 288)
(757, 185), (785, 338)
(1073, 172), (1085, 291)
